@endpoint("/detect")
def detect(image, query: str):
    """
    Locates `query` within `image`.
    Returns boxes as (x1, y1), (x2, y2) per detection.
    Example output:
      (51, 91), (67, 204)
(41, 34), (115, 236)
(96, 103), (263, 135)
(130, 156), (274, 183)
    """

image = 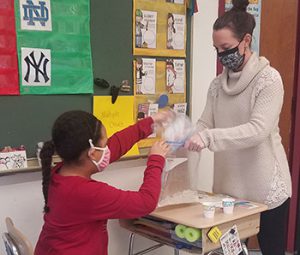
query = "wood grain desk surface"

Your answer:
(151, 202), (268, 229)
